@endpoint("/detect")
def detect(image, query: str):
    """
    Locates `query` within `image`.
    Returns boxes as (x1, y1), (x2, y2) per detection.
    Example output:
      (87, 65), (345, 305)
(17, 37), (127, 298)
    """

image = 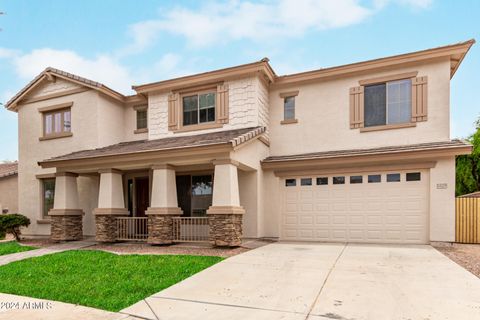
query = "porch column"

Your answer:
(207, 160), (245, 247)
(93, 169), (128, 242)
(146, 164), (182, 245)
(49, 172), (84, 241)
